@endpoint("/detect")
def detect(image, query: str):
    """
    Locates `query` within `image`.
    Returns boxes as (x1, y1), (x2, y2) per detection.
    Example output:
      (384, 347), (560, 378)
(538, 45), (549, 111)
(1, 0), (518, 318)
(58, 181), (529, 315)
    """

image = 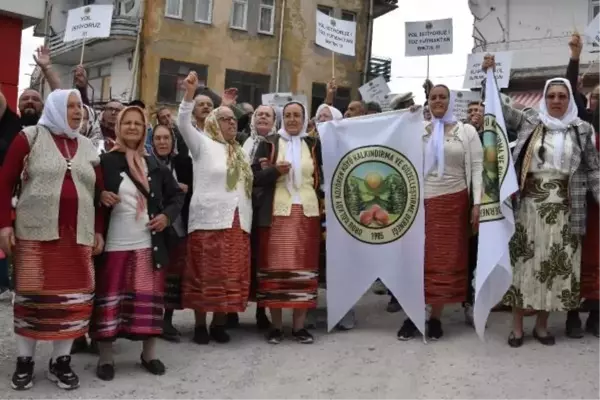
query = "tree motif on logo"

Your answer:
(345, 180), (363, 217)
(387, 178), (404, 215)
